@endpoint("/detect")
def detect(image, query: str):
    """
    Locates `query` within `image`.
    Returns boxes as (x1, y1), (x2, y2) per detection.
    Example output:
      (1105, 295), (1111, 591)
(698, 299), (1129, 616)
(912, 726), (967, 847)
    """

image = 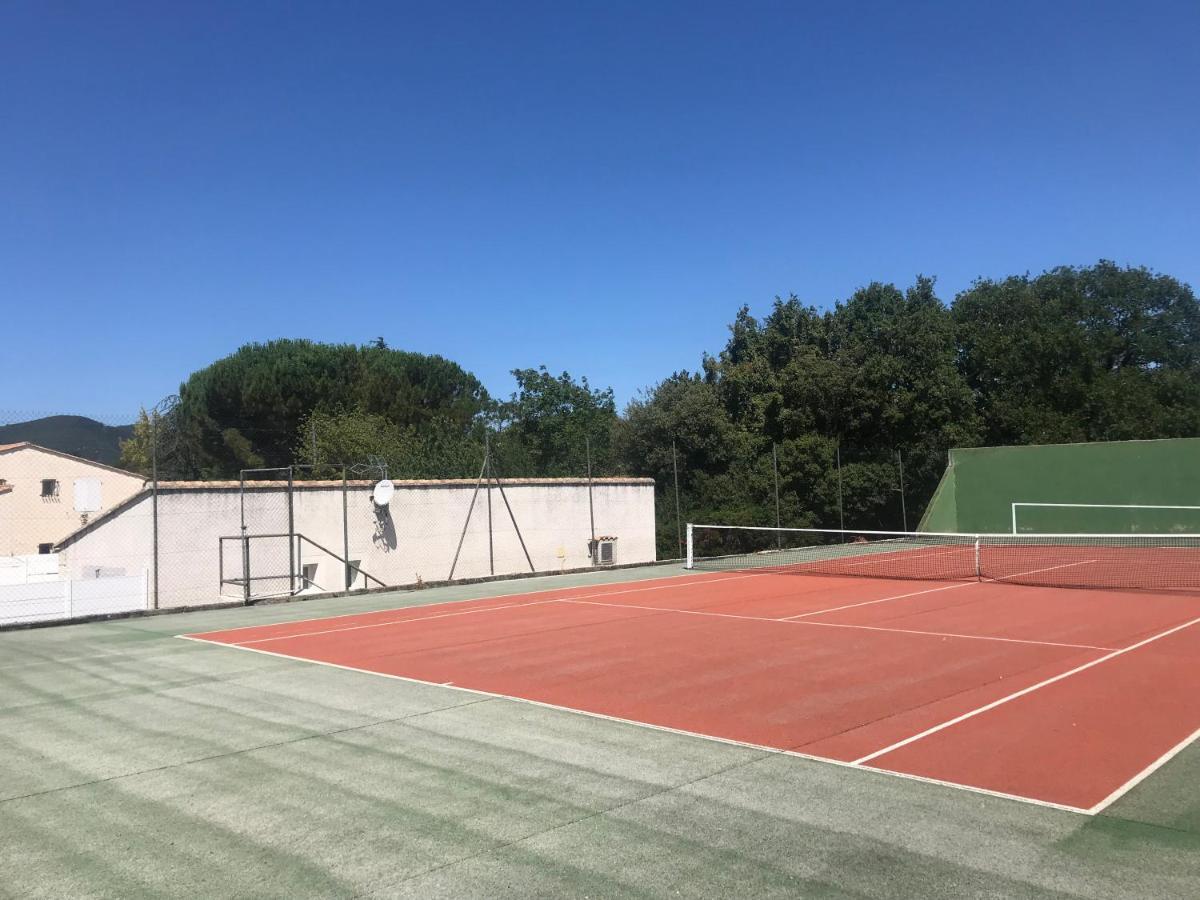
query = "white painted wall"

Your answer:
(55, 478), (656, 610)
